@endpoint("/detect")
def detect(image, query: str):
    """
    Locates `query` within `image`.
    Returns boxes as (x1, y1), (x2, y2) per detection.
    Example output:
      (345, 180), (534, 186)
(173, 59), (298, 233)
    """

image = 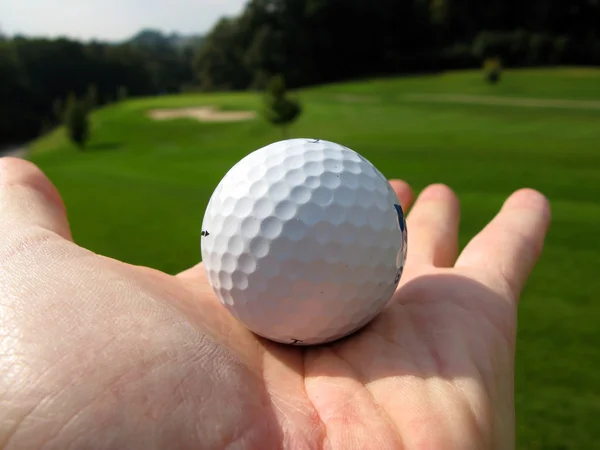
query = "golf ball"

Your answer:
(200, 138), (407, 345)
